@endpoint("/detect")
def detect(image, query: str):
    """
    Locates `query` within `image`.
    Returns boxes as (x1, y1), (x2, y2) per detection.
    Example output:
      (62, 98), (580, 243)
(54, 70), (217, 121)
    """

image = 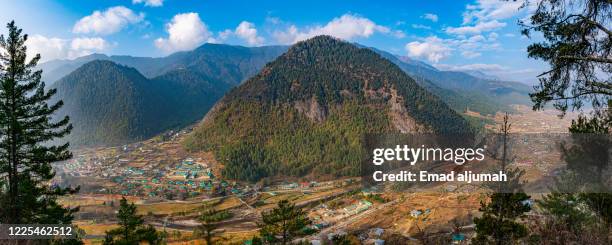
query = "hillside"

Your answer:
(394, 55), (532, 106)
(41, 43), (530, 118)
(40, 44), (288, 86)
(184, 36), (473, 182)
(372, 48), (525, 115)
(51, 60), (227, 146)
